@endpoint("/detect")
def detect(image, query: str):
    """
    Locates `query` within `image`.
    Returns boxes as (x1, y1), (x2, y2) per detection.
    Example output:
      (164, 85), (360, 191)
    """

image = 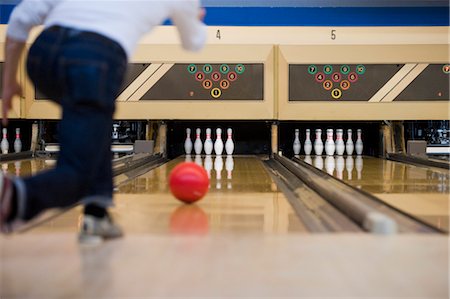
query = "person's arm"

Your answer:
(171, 1), (207, 52)
(2, 38), (25, 126)
(2, 0), (60, 125)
